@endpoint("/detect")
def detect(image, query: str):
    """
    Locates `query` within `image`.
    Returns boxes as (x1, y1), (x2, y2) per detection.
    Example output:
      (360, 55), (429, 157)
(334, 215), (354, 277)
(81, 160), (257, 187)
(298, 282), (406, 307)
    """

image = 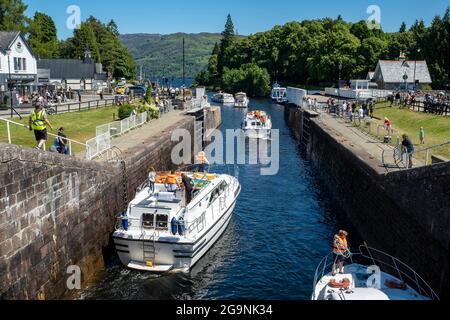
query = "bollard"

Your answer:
(6, 121), (11, 144)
